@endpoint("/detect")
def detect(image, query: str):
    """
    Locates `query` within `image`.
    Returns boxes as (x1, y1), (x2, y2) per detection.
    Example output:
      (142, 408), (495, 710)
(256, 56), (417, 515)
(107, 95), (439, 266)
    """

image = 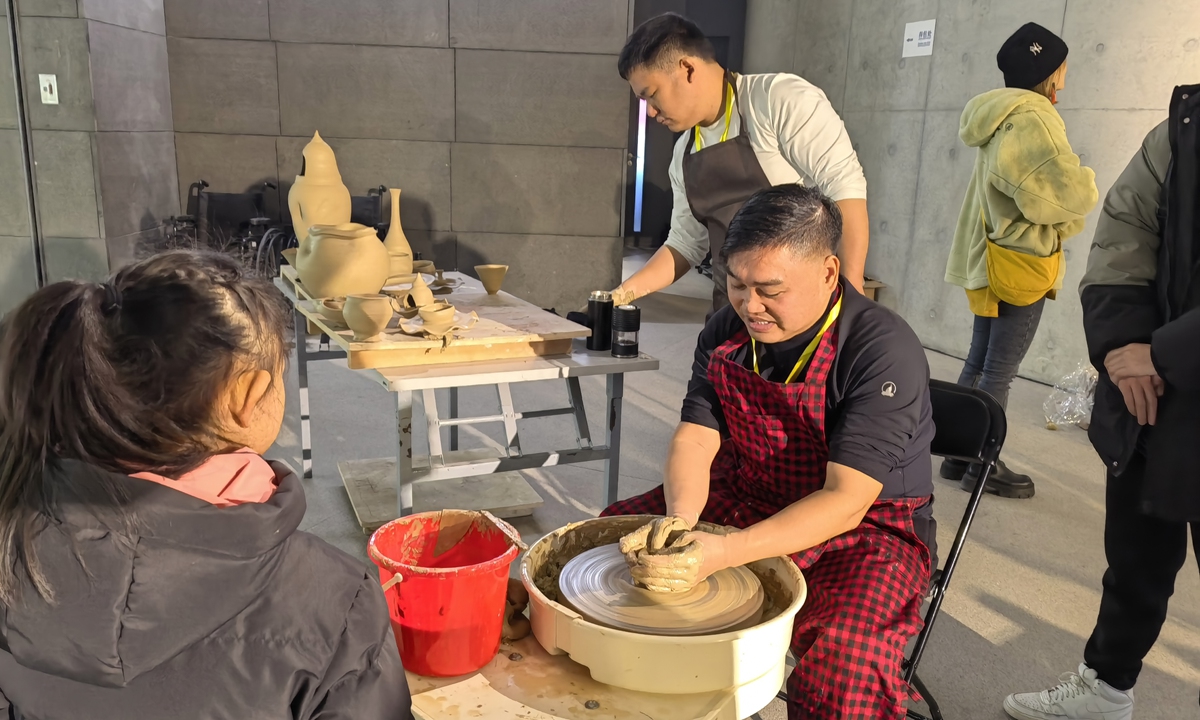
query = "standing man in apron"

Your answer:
(611, 13), (870, 312)
(604, 185), (936, 719)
